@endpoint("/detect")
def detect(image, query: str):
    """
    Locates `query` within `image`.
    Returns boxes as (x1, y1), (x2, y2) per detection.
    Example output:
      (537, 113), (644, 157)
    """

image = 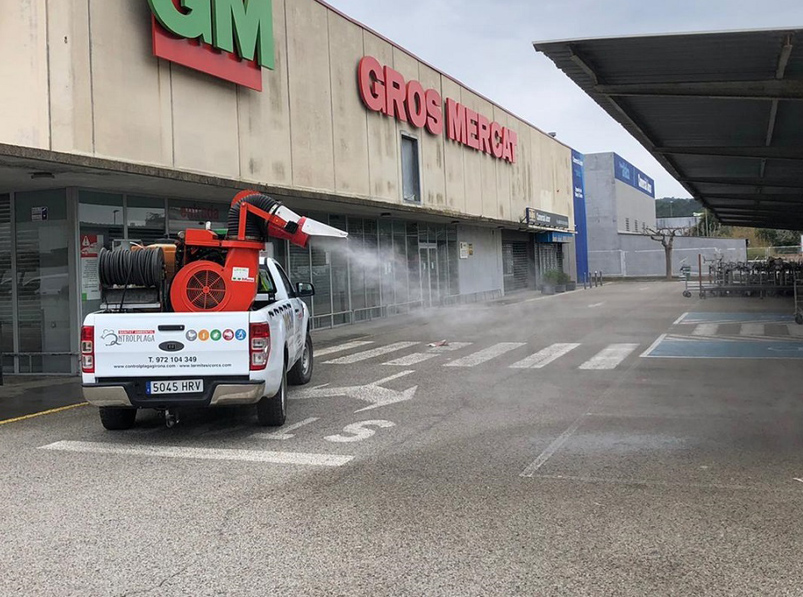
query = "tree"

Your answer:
(647, 227), (681, 281)
(755, 229), (801, 247)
